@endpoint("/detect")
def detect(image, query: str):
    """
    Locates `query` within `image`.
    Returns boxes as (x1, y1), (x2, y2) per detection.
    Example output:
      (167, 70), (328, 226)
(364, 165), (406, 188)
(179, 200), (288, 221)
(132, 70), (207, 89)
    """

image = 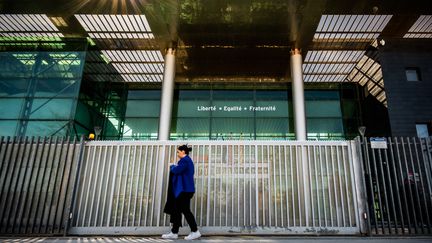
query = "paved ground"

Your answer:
(1, 237), (432, 243)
